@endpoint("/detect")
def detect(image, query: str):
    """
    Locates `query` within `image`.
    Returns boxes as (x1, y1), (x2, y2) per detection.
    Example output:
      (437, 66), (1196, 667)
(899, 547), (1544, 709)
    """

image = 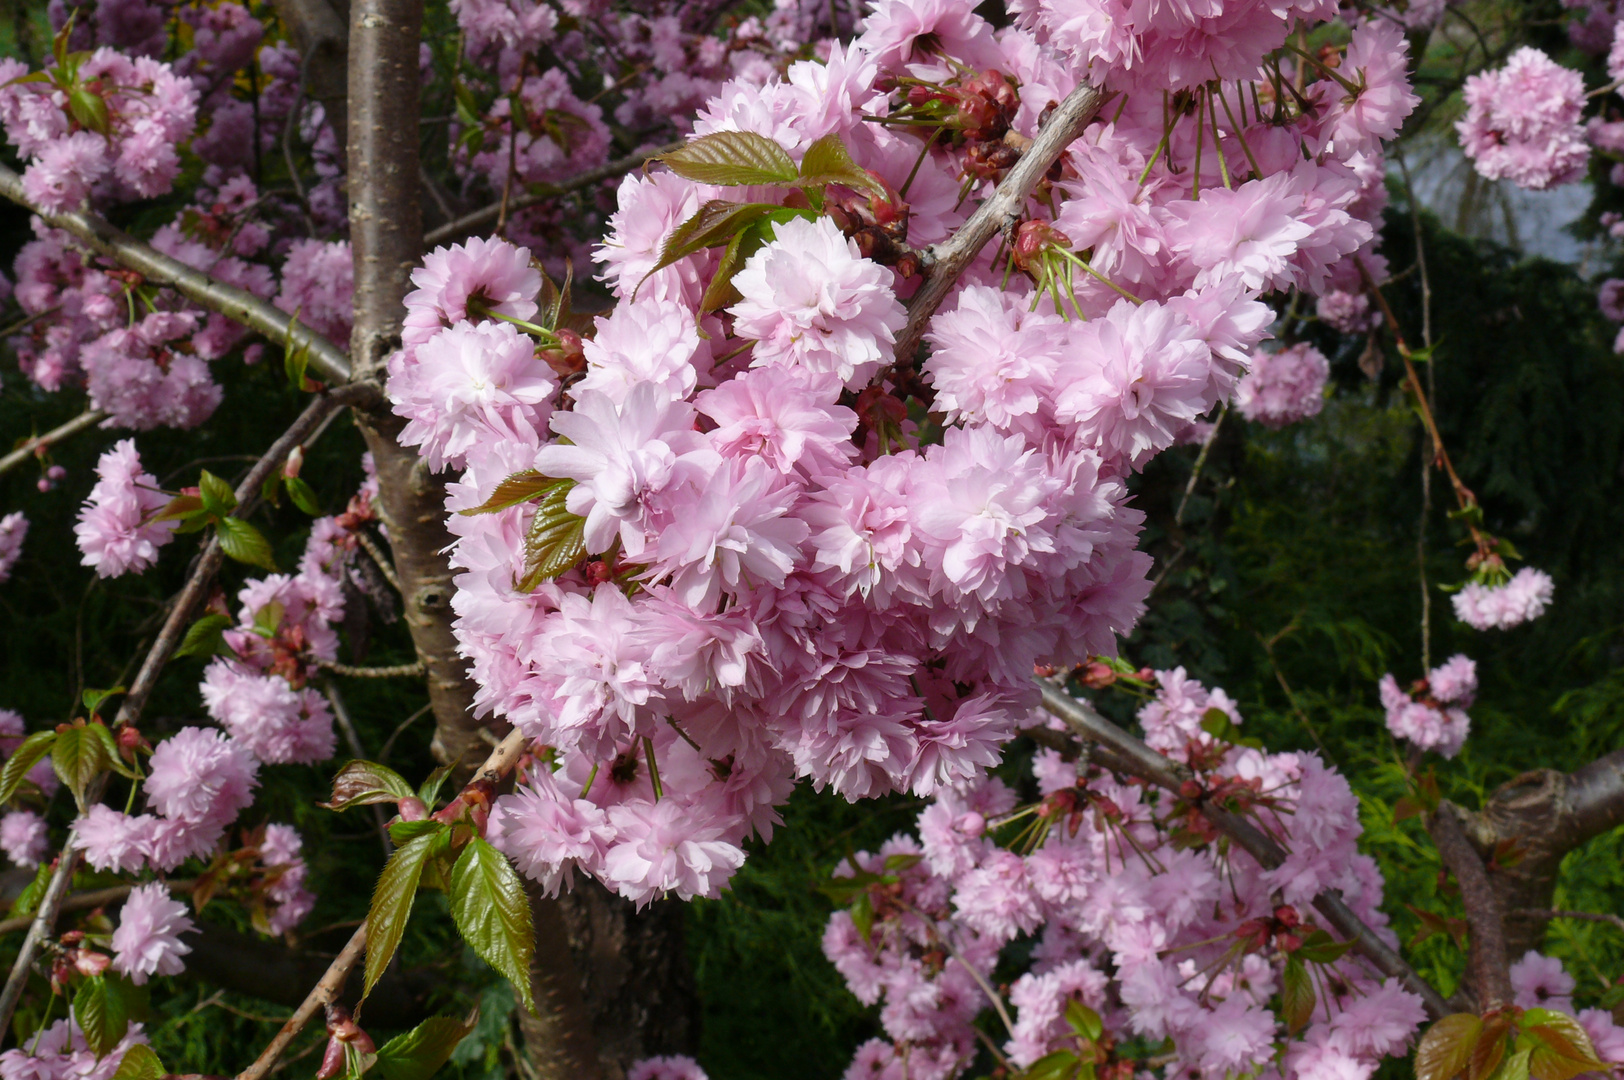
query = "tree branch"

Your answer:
(0, 165), (350, 385)
(421, 143), (682, 249)
(1429, 804), (1513, 1010)
(1037, 683), (1452, 1019)
(269, 0), (350, 170)
(0, 410), (107, 477)
(890, 83), (1105, 368)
